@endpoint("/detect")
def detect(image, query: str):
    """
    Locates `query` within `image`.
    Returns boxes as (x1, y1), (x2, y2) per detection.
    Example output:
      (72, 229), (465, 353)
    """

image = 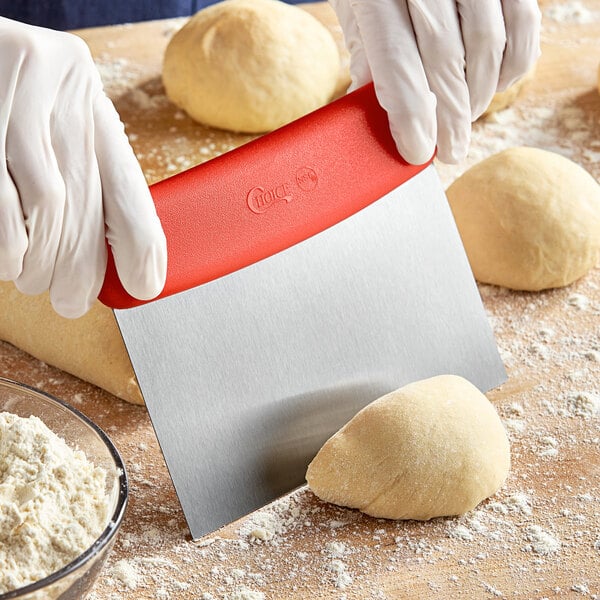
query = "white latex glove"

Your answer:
(0, 17), (167, 318)
(331, 0), (541, 164)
